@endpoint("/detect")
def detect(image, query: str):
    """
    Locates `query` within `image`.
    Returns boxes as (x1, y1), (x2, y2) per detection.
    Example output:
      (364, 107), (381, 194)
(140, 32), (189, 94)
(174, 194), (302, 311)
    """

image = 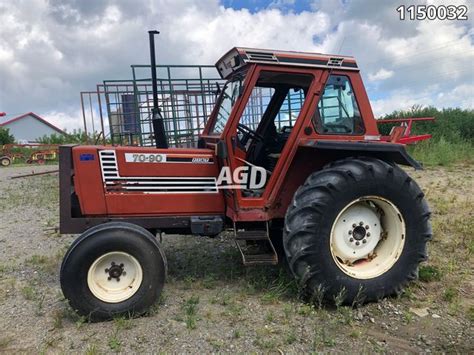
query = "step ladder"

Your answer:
(233, 221), (278, 266)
